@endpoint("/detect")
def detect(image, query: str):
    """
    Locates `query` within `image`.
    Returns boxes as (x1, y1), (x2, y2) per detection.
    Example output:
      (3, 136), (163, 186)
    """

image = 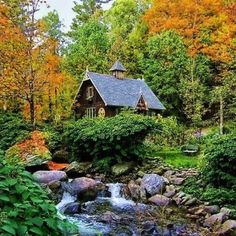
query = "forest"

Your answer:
(0, 0), (236, 235)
